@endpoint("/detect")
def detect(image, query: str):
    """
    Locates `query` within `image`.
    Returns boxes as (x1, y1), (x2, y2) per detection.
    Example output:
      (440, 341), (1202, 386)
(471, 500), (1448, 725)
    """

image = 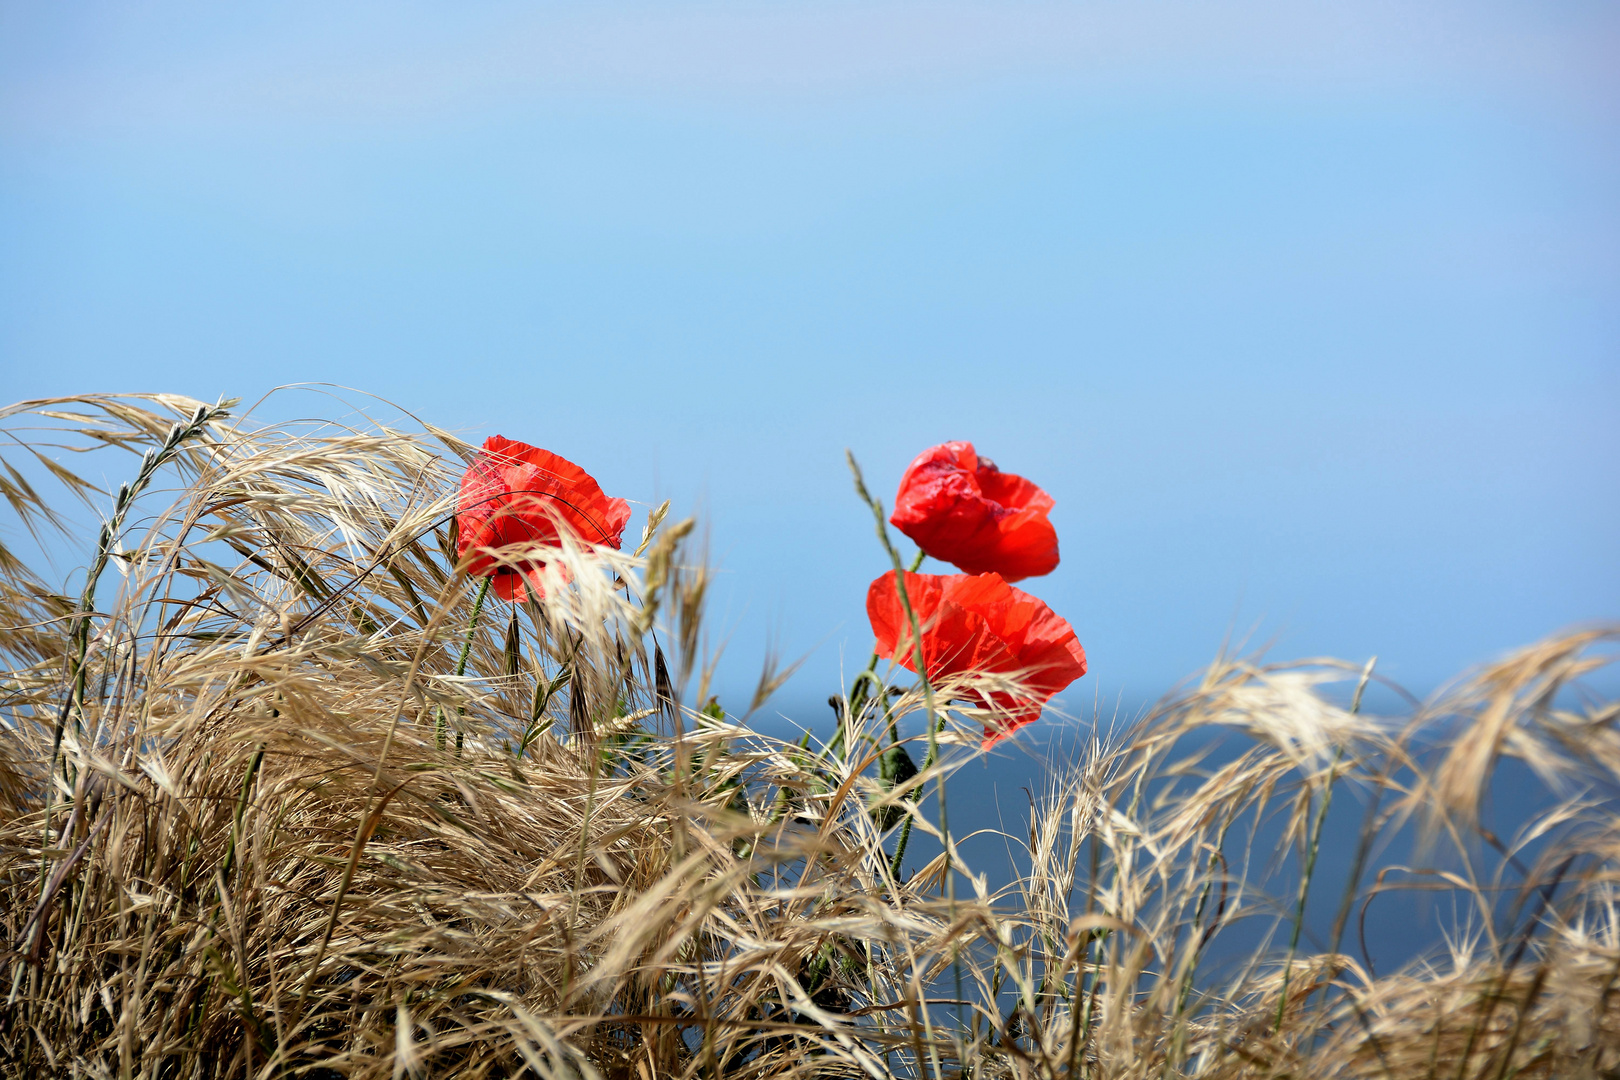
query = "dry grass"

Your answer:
(0, 391), (1615, 1079)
